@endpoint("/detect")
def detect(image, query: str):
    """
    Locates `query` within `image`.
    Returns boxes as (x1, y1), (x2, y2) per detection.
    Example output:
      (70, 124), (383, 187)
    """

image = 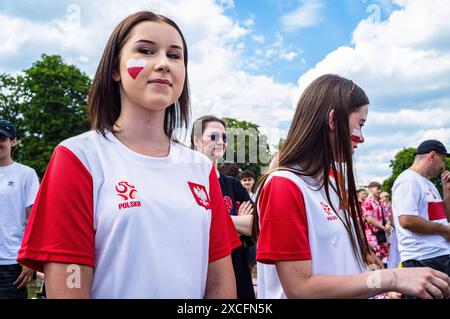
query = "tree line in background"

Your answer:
(0, 54), (91, 177)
